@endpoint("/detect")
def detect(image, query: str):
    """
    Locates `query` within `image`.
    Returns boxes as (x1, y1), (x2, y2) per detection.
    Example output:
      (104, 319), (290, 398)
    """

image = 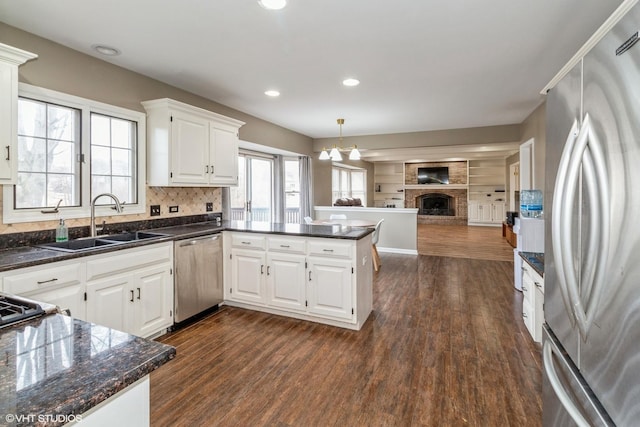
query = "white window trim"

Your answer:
(3, 83), (146, 224)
